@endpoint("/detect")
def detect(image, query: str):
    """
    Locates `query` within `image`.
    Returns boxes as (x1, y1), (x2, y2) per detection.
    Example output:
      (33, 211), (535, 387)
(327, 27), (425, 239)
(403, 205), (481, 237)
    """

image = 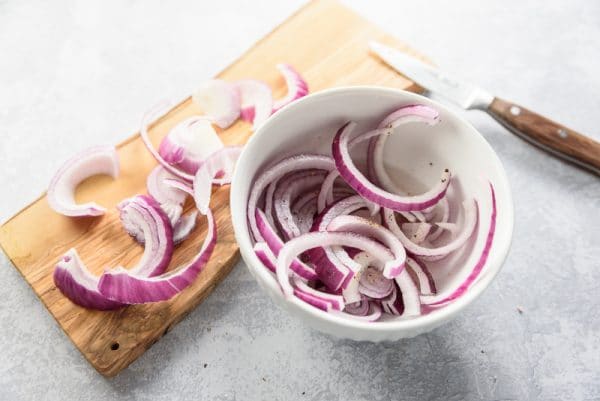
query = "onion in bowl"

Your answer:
(241, 97), (503, 324)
